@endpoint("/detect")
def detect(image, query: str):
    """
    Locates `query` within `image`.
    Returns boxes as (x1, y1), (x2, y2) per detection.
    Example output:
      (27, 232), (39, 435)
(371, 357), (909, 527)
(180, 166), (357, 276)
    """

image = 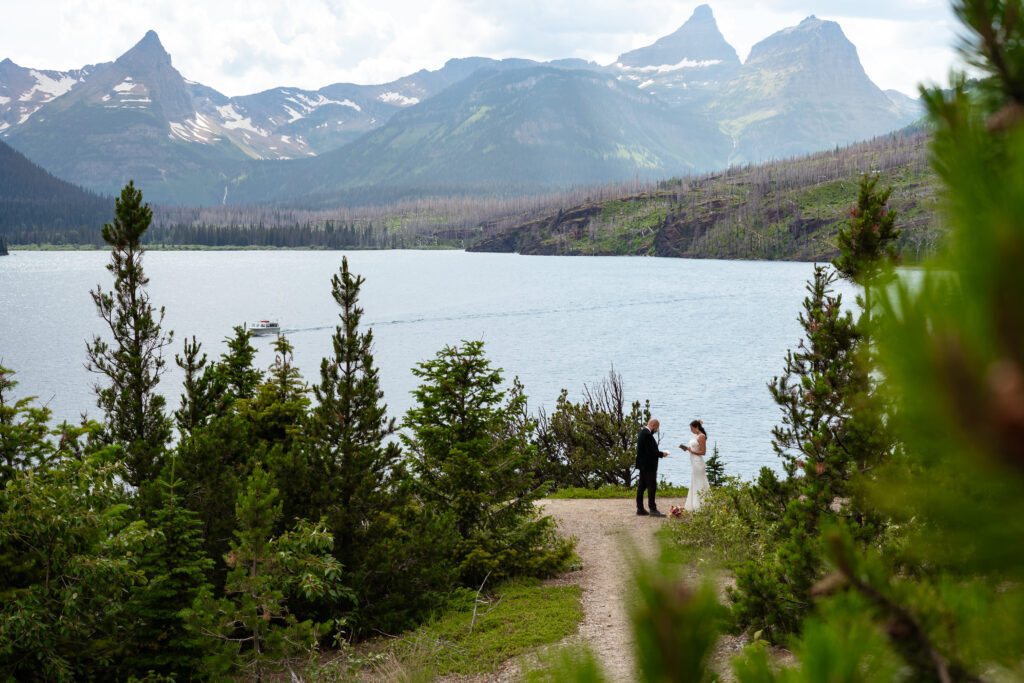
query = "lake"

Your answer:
(0, 250), (855, 484)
